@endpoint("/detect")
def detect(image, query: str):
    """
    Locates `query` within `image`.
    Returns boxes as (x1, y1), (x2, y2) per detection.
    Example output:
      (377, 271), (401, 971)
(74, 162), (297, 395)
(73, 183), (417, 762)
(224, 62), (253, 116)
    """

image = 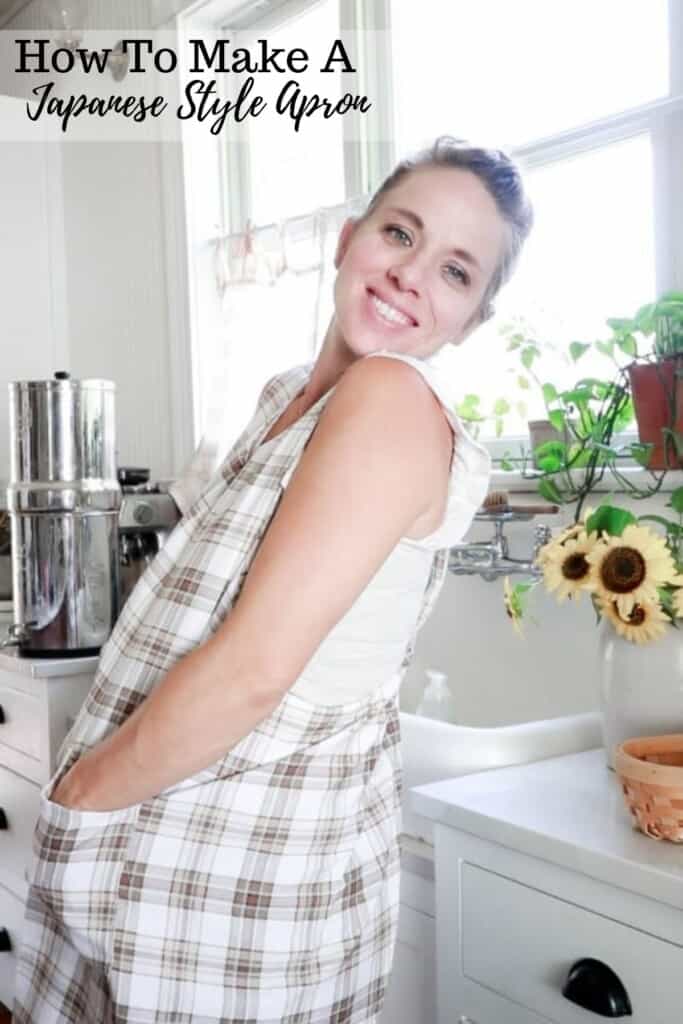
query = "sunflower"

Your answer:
(585, 524), (679, 618)
(540, 529), (601, 603)
(596, 594), (671, 645)
(534, 507), (597, 569)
